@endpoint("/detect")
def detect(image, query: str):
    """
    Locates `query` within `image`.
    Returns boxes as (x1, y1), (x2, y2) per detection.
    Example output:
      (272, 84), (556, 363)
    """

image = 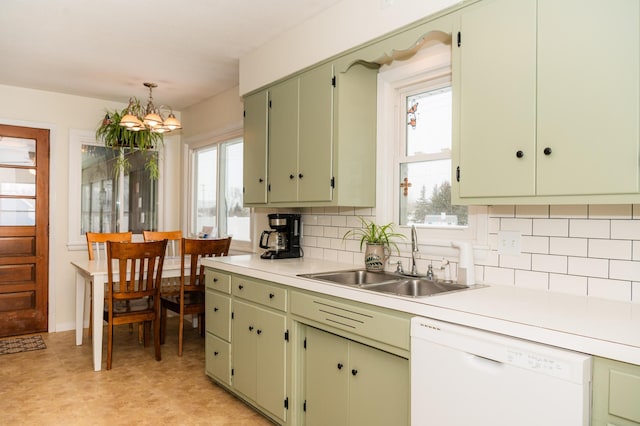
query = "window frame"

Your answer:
(67, 129), (166, 250)
(184, 128), (253, 252)
(376, 43), (487, 251)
